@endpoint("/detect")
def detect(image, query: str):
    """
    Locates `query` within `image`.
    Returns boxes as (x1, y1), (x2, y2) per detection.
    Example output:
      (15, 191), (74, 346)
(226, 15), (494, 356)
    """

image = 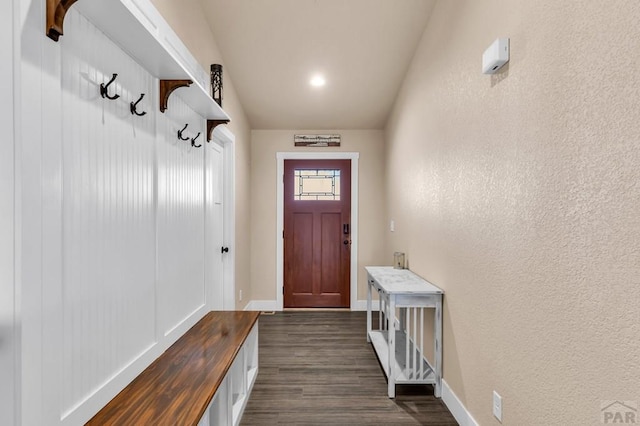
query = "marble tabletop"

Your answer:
(365, 266), (443, 294)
